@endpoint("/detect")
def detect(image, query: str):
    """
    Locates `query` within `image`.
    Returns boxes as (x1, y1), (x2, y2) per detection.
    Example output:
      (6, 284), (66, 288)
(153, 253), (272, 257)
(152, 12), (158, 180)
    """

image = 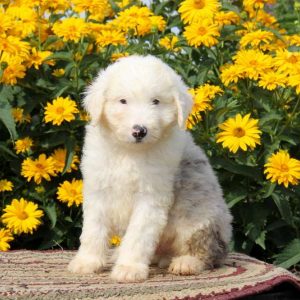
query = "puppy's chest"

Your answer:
(99, 156), (139, 192)
(99, 157), (139, 233)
